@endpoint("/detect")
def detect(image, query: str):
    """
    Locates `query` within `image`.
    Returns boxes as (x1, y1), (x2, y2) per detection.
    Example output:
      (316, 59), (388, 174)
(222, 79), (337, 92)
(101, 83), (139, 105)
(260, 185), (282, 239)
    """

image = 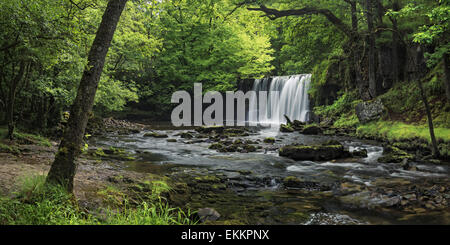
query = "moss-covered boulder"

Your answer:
(264, 137), (276, 144)
(301, 125), (322, 135)
(279, 142), (350, 161)
(223, 128), (249, 136)
(351, 149), (368, 158)
(195, 126), (225, 134)
(280, 124), (294, 133)
(378, 146), (414, 163)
